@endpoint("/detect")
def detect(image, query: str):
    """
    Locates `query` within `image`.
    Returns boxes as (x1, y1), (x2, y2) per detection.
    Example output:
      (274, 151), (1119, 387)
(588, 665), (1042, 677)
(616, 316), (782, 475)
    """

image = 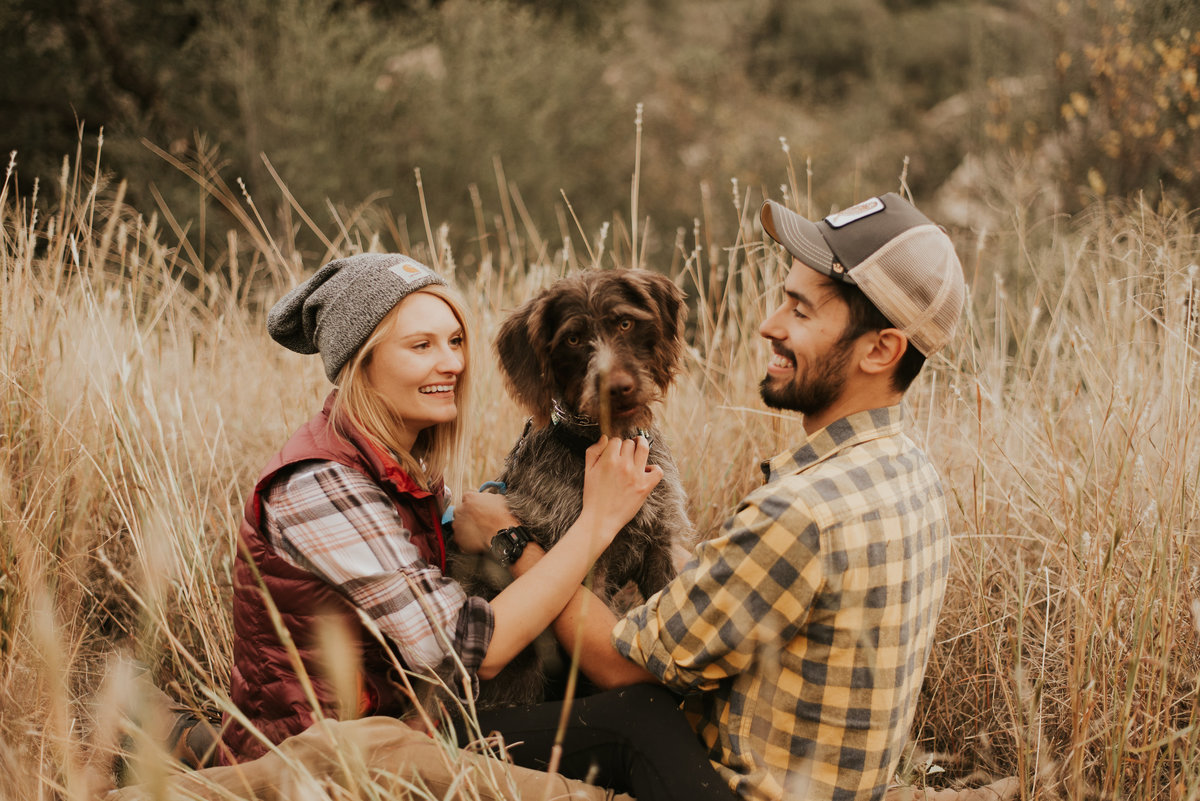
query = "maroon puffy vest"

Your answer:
(220, 392), (449, 763)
